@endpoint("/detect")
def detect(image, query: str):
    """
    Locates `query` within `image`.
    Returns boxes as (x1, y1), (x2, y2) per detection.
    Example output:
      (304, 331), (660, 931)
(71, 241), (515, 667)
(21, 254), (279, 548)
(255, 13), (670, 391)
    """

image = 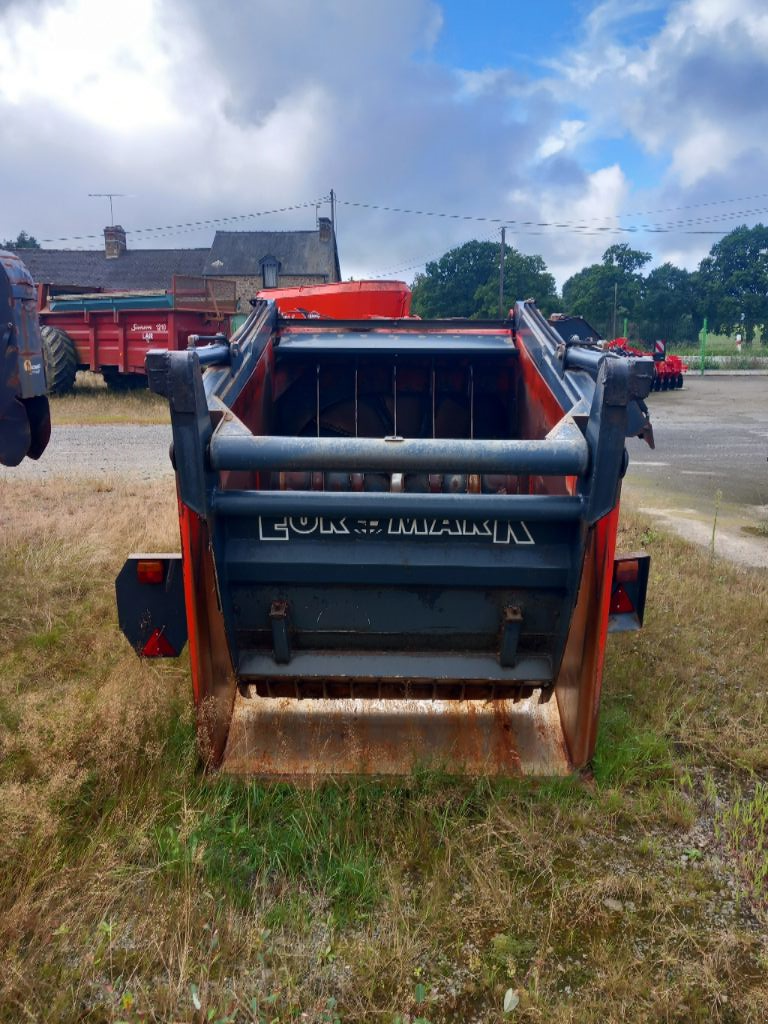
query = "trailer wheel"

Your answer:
(102, 368), (147, 392)
(676, 373), (684, 389)
(40, 326), (77, 395)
